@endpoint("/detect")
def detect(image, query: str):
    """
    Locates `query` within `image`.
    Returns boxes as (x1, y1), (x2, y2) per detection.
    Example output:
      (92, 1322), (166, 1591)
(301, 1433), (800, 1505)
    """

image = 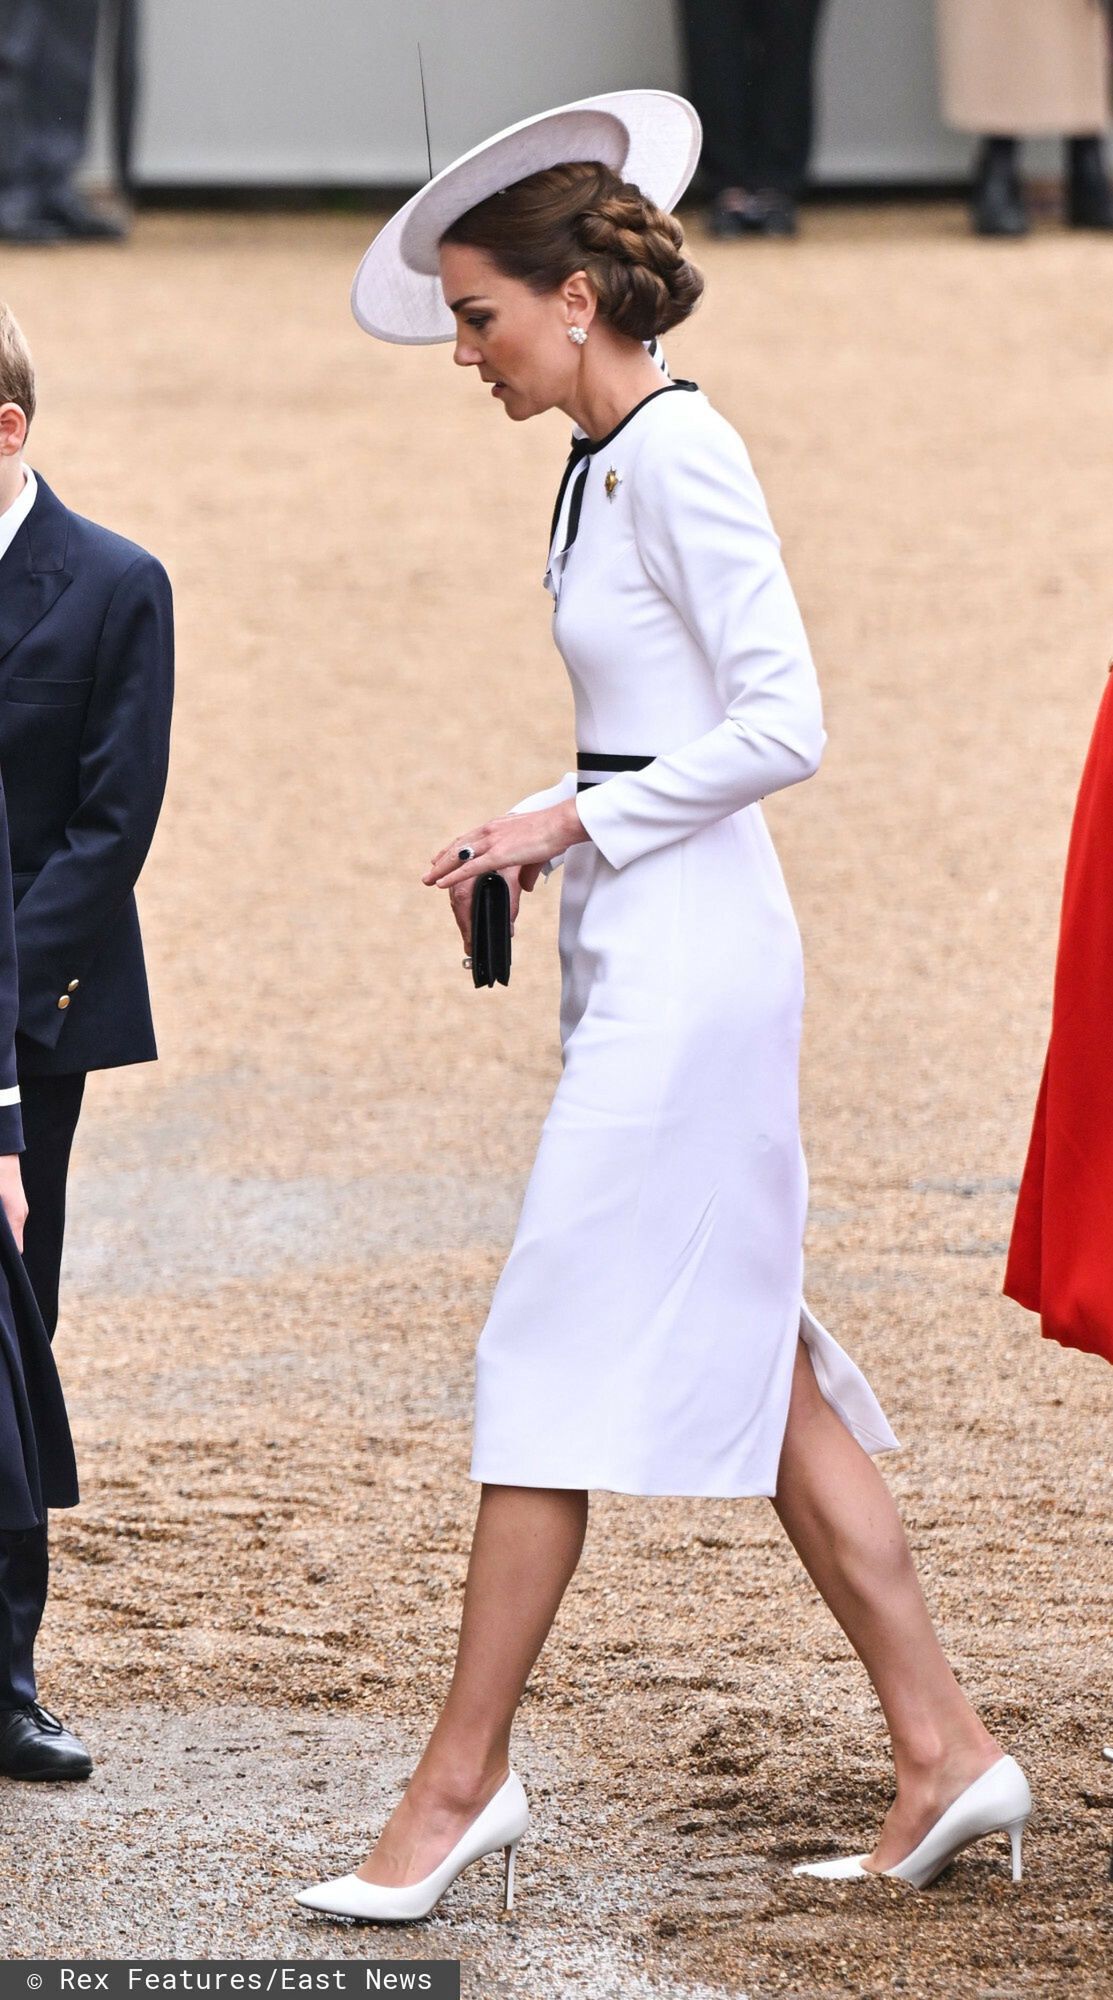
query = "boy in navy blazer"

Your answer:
(0, 302), (172, 1778)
